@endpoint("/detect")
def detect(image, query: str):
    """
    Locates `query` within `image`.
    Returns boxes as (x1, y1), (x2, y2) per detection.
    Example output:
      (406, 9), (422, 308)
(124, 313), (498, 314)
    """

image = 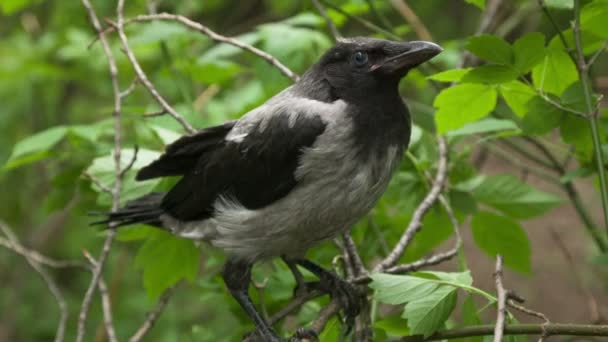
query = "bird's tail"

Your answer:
(91, 192), (165, 228)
